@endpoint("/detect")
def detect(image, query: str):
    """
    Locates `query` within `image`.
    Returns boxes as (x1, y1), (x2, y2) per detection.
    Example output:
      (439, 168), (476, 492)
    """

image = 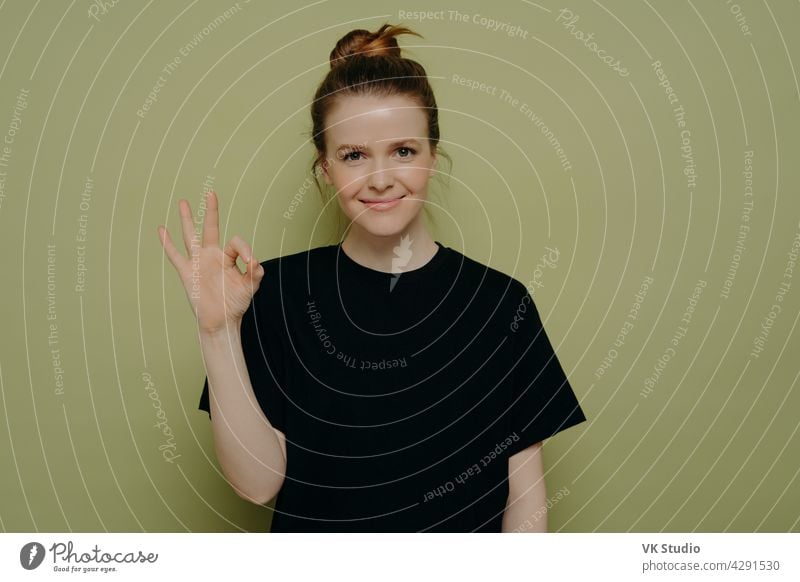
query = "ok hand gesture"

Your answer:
(157, 191), (264, 335)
